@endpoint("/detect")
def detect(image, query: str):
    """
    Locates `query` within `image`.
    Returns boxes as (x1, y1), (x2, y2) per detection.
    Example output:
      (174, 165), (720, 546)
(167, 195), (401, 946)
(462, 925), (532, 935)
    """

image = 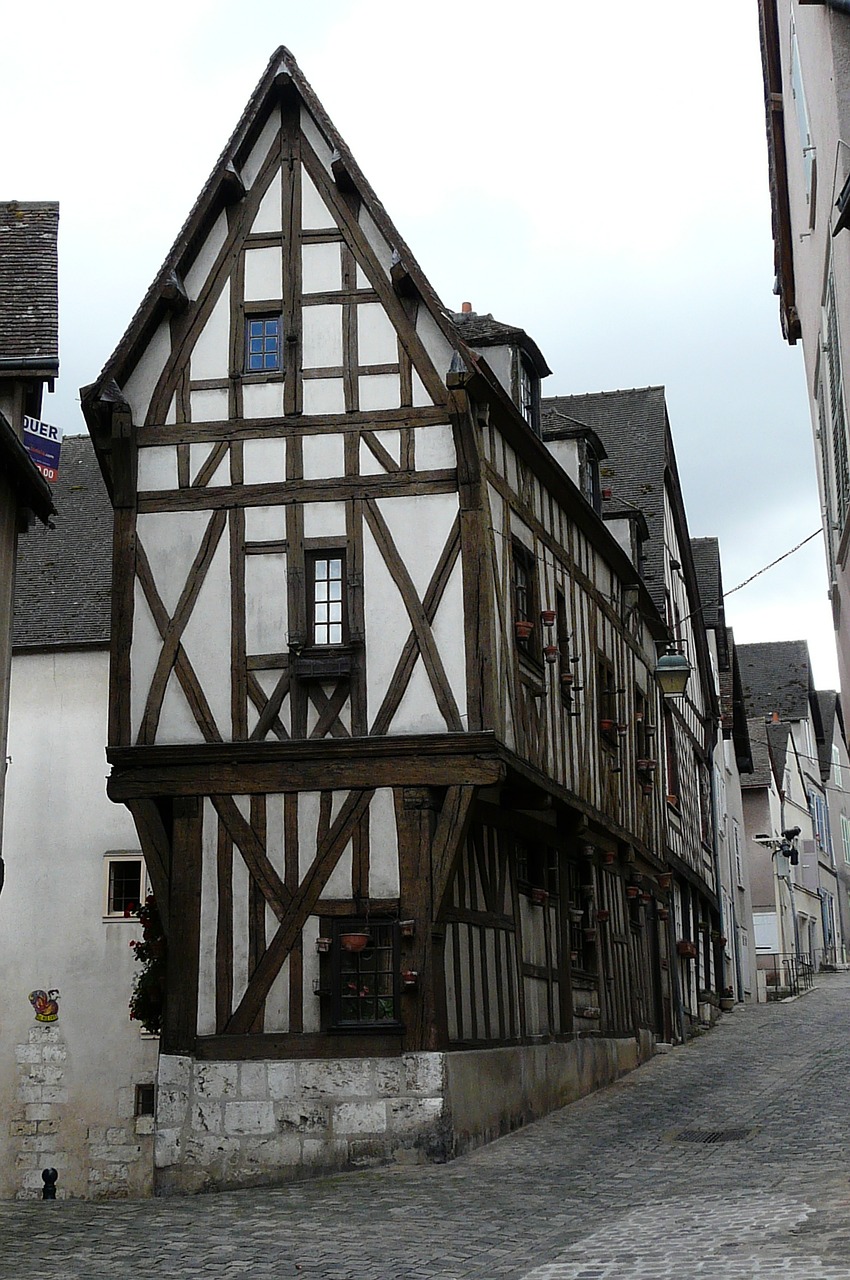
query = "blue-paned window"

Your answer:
(245, 316), (281, 372)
